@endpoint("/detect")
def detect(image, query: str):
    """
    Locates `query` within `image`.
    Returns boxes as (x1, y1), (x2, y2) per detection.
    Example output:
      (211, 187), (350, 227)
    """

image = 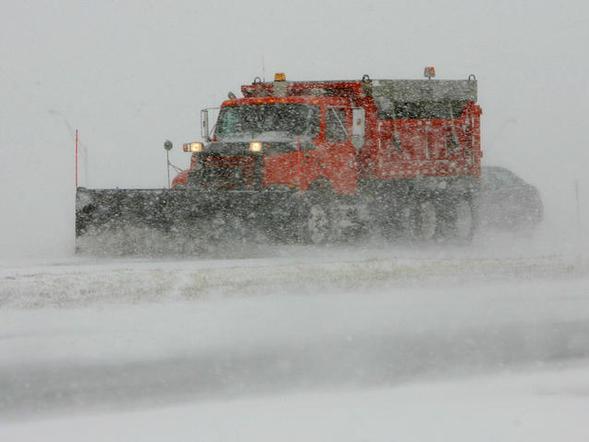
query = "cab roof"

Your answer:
(222, 95), (349, 108)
